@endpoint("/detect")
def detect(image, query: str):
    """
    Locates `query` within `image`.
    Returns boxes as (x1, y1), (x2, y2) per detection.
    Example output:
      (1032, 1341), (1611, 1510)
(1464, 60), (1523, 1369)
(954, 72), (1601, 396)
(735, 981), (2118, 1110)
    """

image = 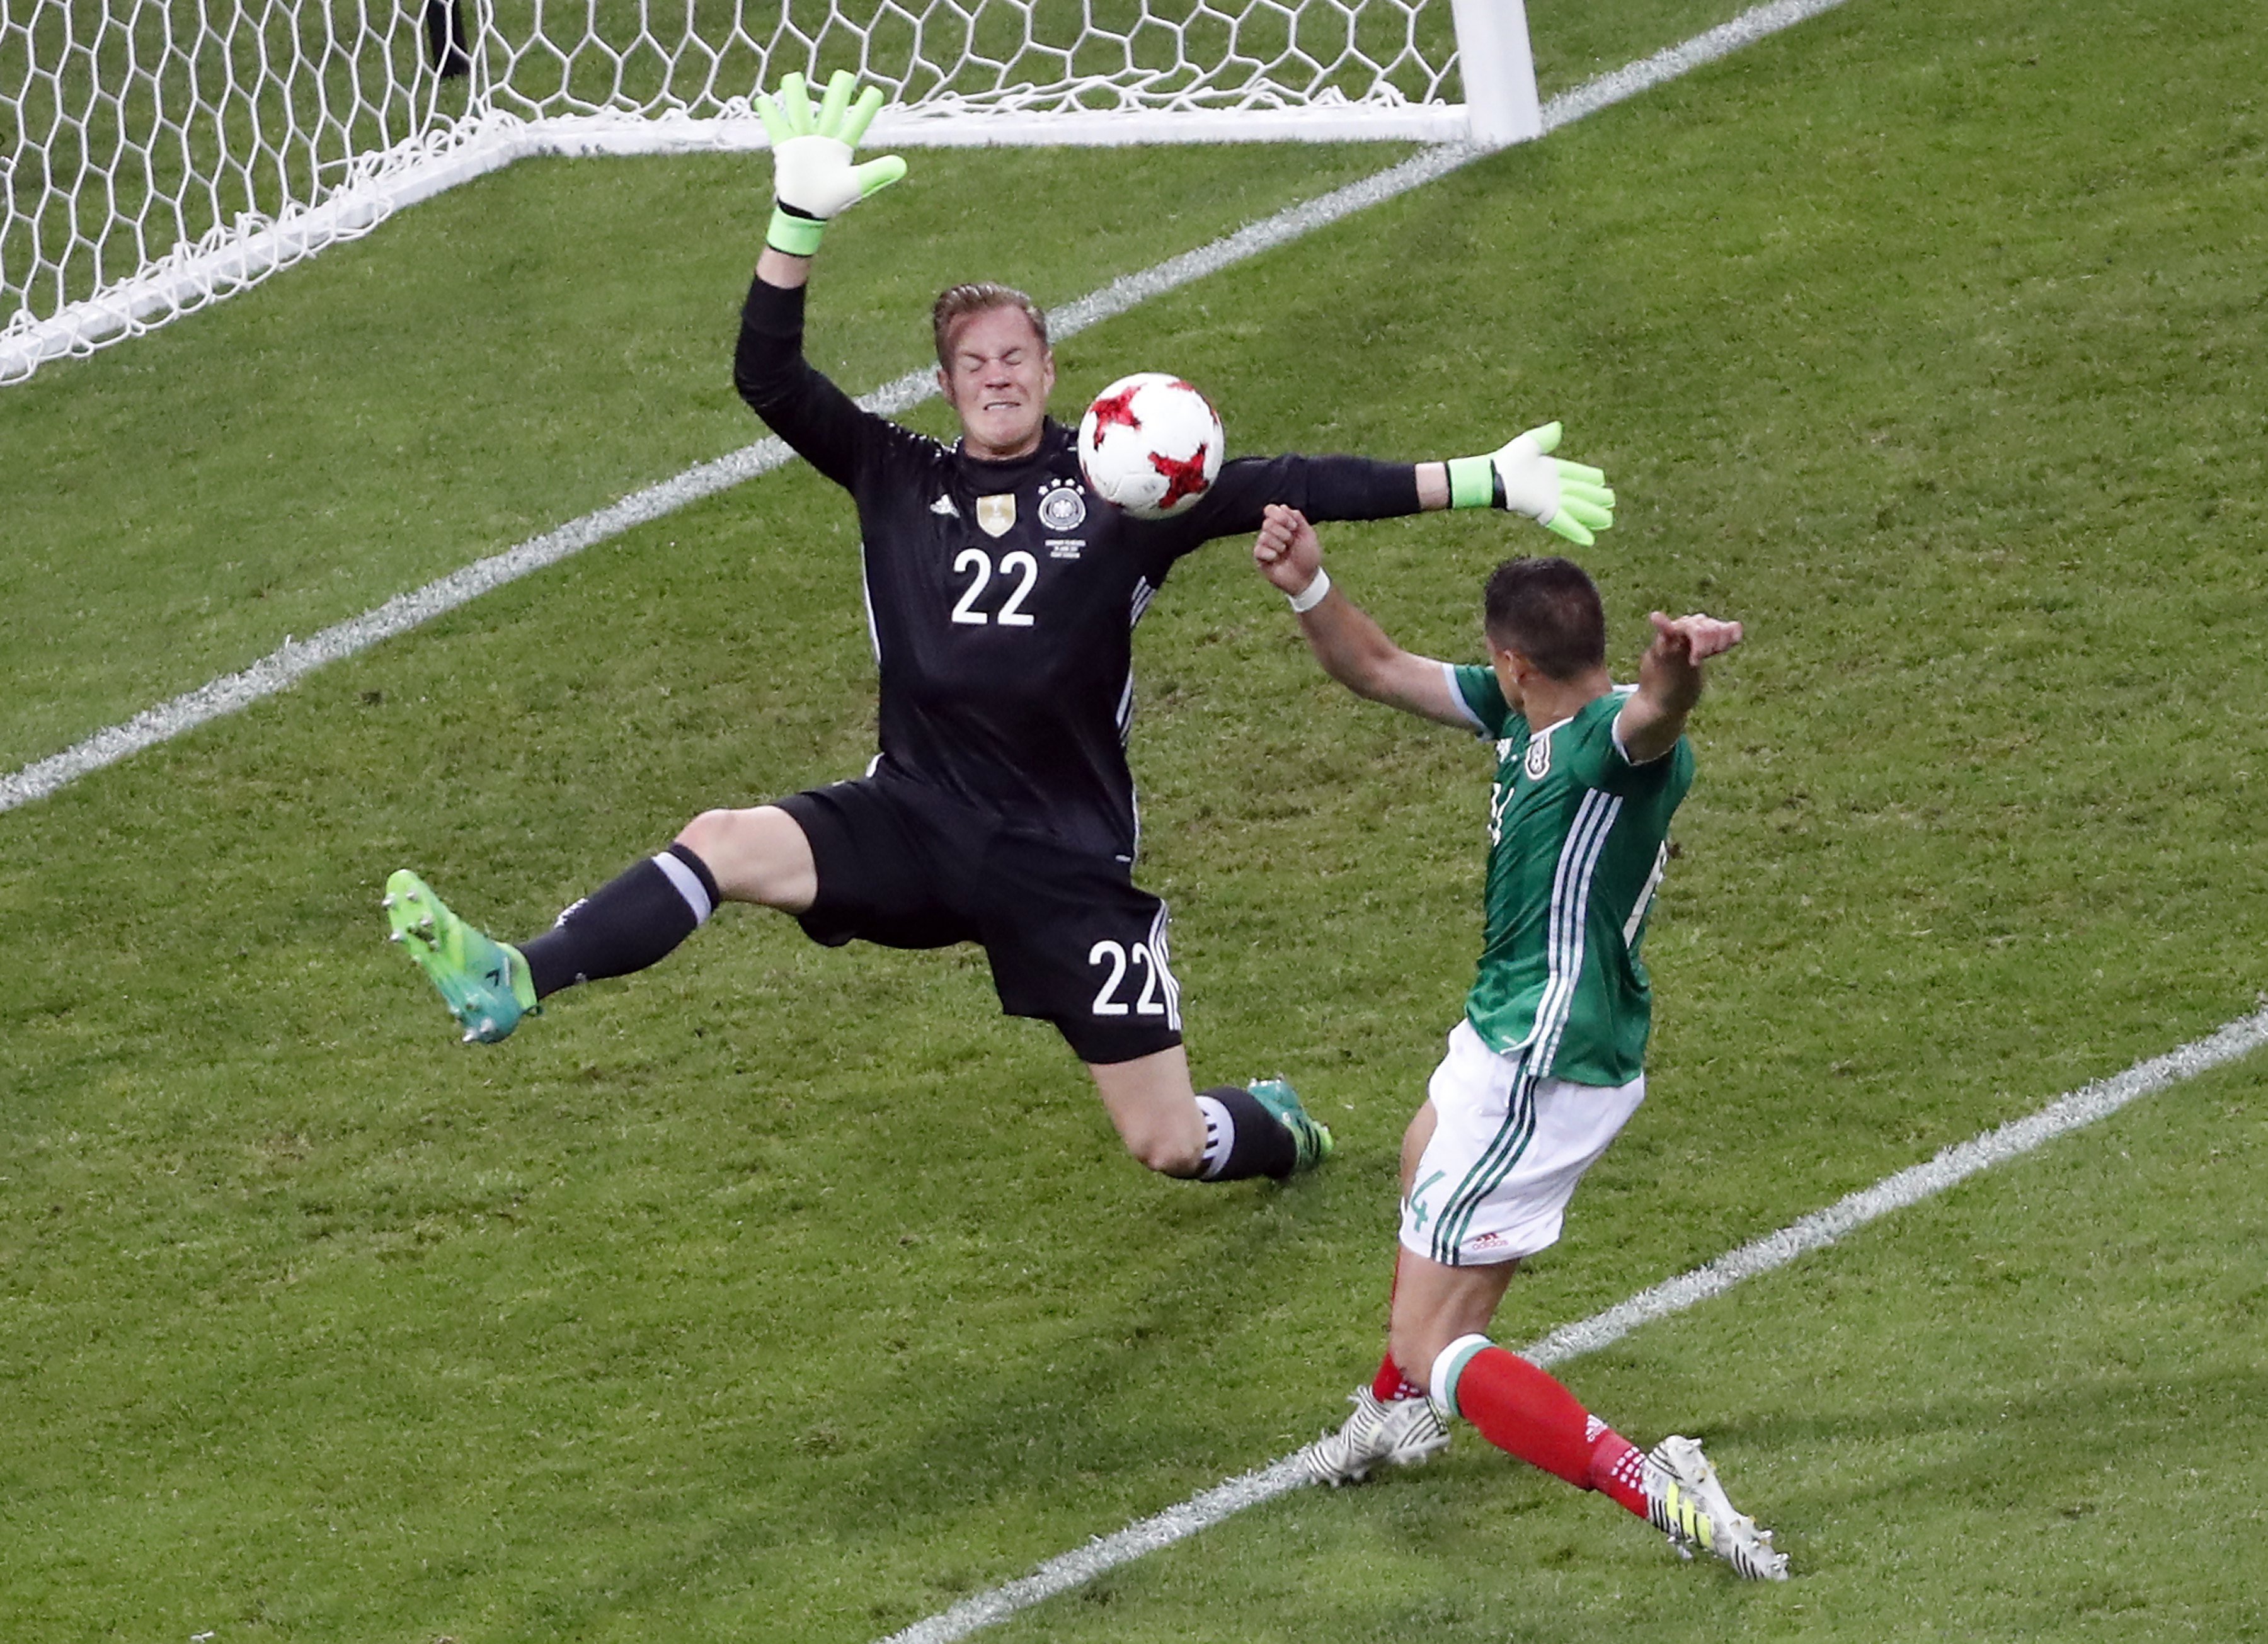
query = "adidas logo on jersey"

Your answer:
(931, 494), (959, 517)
